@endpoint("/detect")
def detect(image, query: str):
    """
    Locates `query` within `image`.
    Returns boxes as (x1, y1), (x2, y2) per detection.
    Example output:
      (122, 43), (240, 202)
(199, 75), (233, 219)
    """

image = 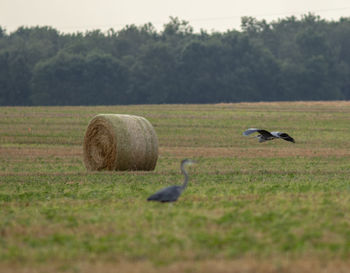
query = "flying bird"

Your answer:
(147, 159), (196, 203)
(243, 128), (295, 143)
